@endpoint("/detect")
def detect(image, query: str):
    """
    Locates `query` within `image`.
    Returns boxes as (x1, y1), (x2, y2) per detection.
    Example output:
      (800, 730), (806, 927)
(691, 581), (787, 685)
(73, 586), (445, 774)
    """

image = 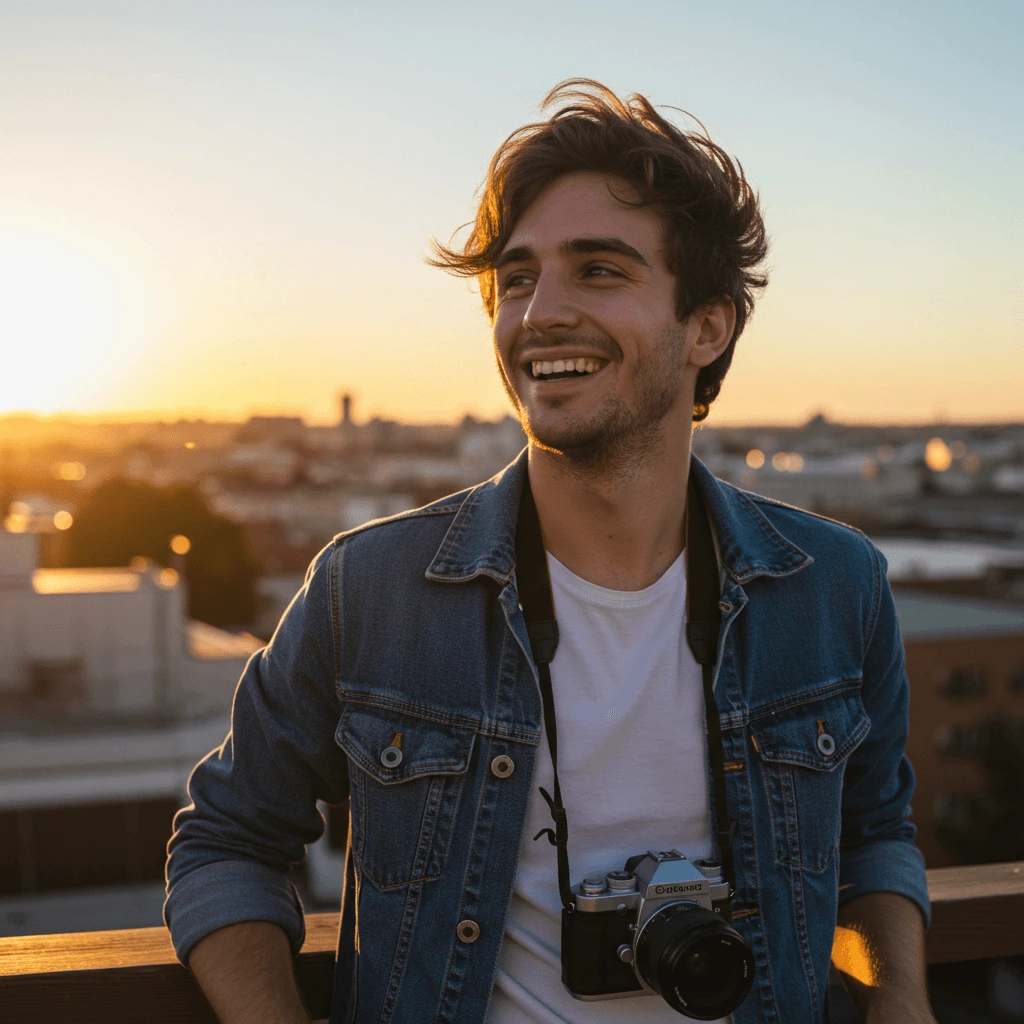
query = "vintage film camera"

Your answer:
(562, 849), (754, 1020)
